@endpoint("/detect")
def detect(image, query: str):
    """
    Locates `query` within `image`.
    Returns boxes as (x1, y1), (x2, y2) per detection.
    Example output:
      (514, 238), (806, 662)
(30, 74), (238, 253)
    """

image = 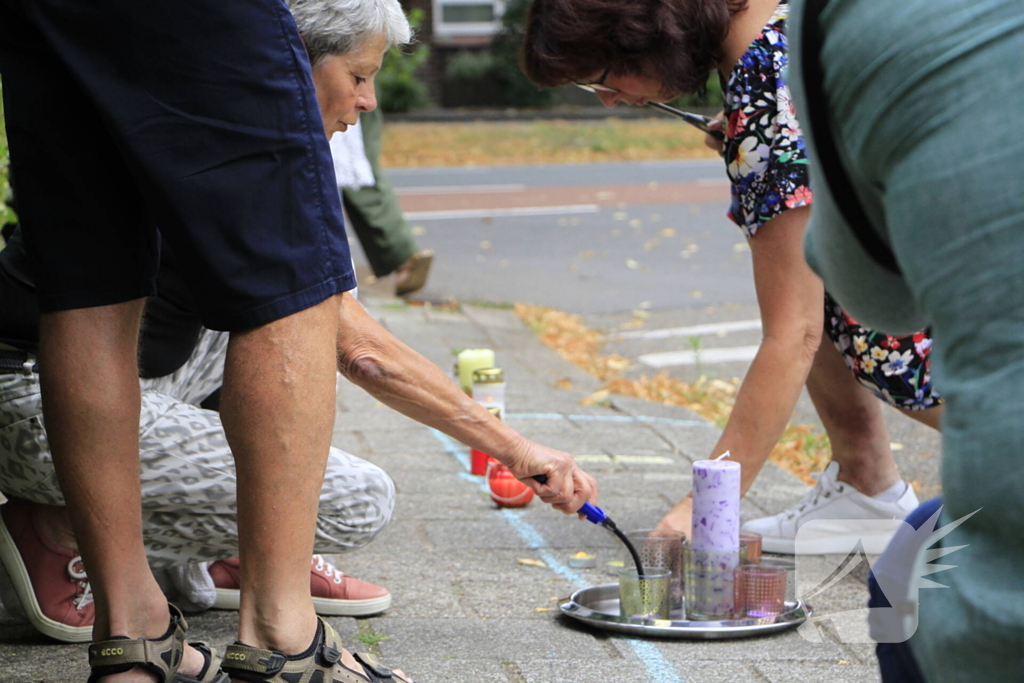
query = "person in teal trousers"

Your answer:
(342, 107), (434, 297)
